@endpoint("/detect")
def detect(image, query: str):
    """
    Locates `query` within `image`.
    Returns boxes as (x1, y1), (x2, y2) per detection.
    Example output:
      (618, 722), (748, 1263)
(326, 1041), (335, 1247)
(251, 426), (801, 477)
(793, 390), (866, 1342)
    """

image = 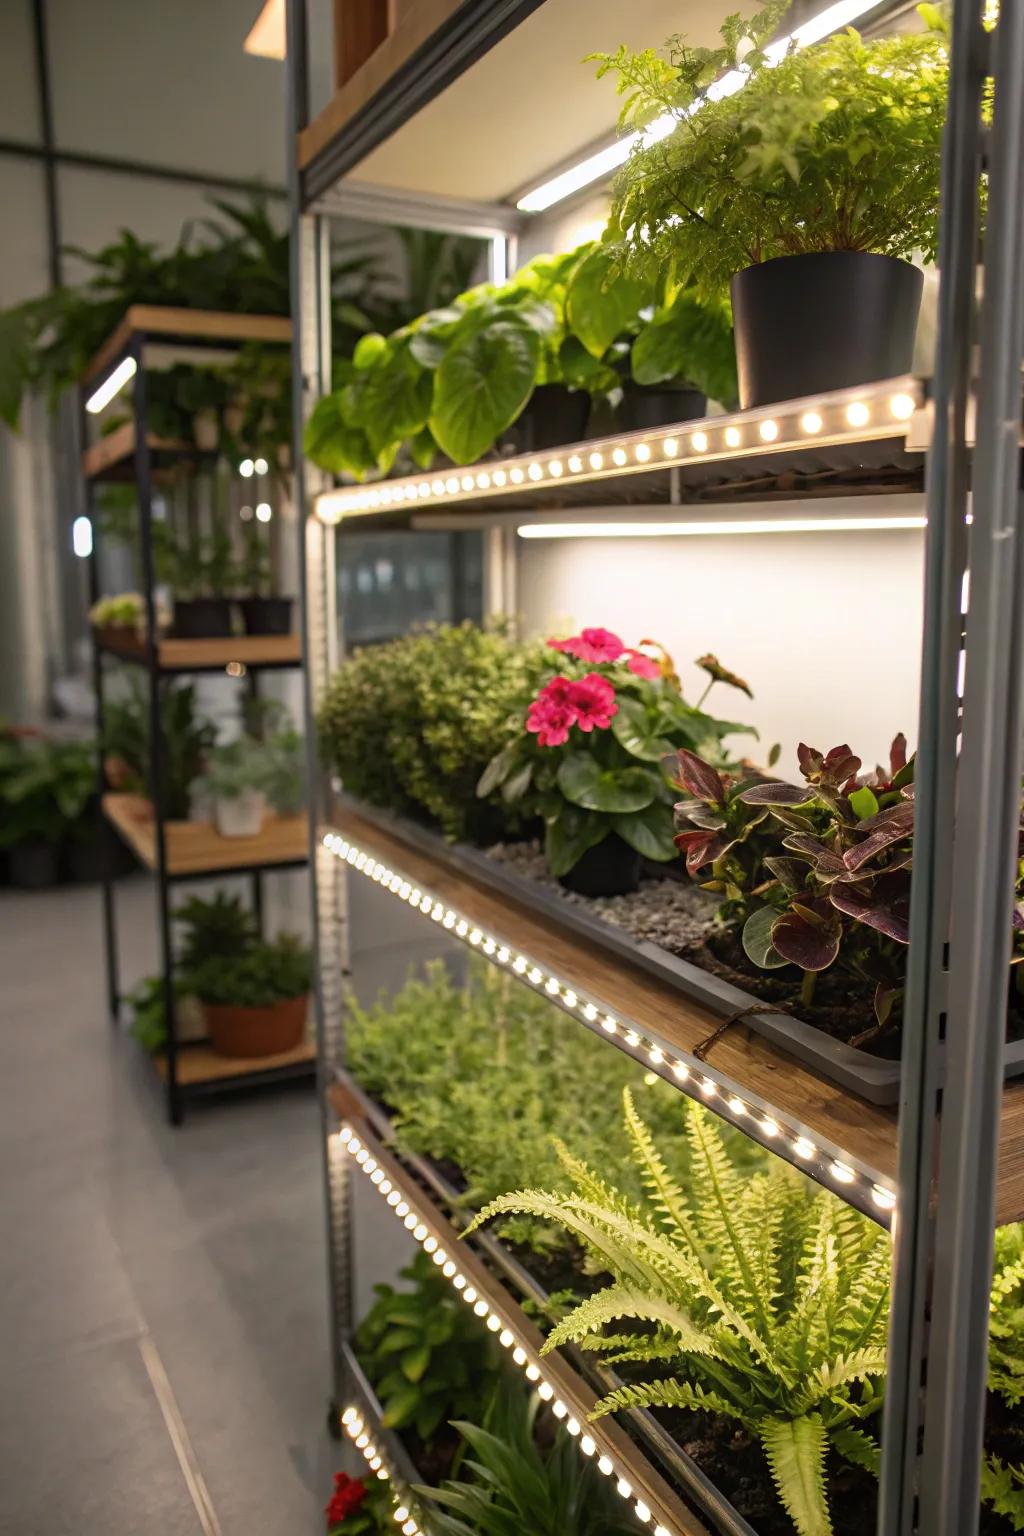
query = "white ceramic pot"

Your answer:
(193, 410), (220, 452)
(214, 789), (266, 838)
(189, 783), (215, 825)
